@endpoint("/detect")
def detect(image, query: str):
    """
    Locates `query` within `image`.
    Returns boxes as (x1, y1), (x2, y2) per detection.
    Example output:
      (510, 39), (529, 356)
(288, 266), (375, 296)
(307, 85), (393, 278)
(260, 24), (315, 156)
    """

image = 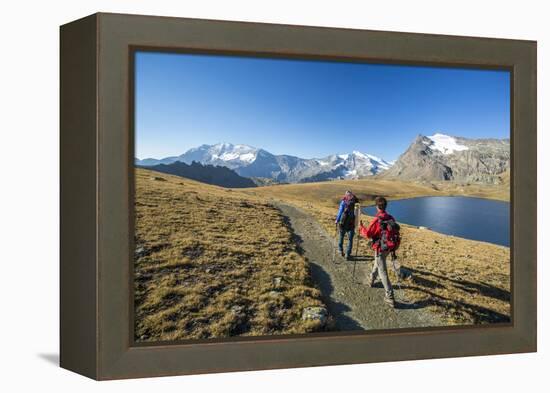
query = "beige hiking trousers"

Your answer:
(370, 251), (394, 296)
